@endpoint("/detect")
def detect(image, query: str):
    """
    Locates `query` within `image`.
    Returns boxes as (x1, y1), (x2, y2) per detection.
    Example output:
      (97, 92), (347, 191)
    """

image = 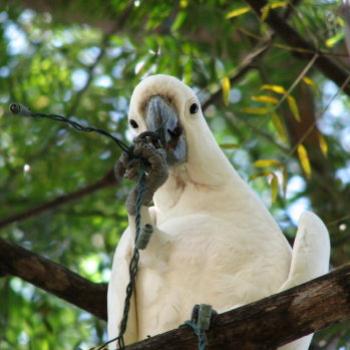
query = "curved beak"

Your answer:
(145, 95), (186, 166)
